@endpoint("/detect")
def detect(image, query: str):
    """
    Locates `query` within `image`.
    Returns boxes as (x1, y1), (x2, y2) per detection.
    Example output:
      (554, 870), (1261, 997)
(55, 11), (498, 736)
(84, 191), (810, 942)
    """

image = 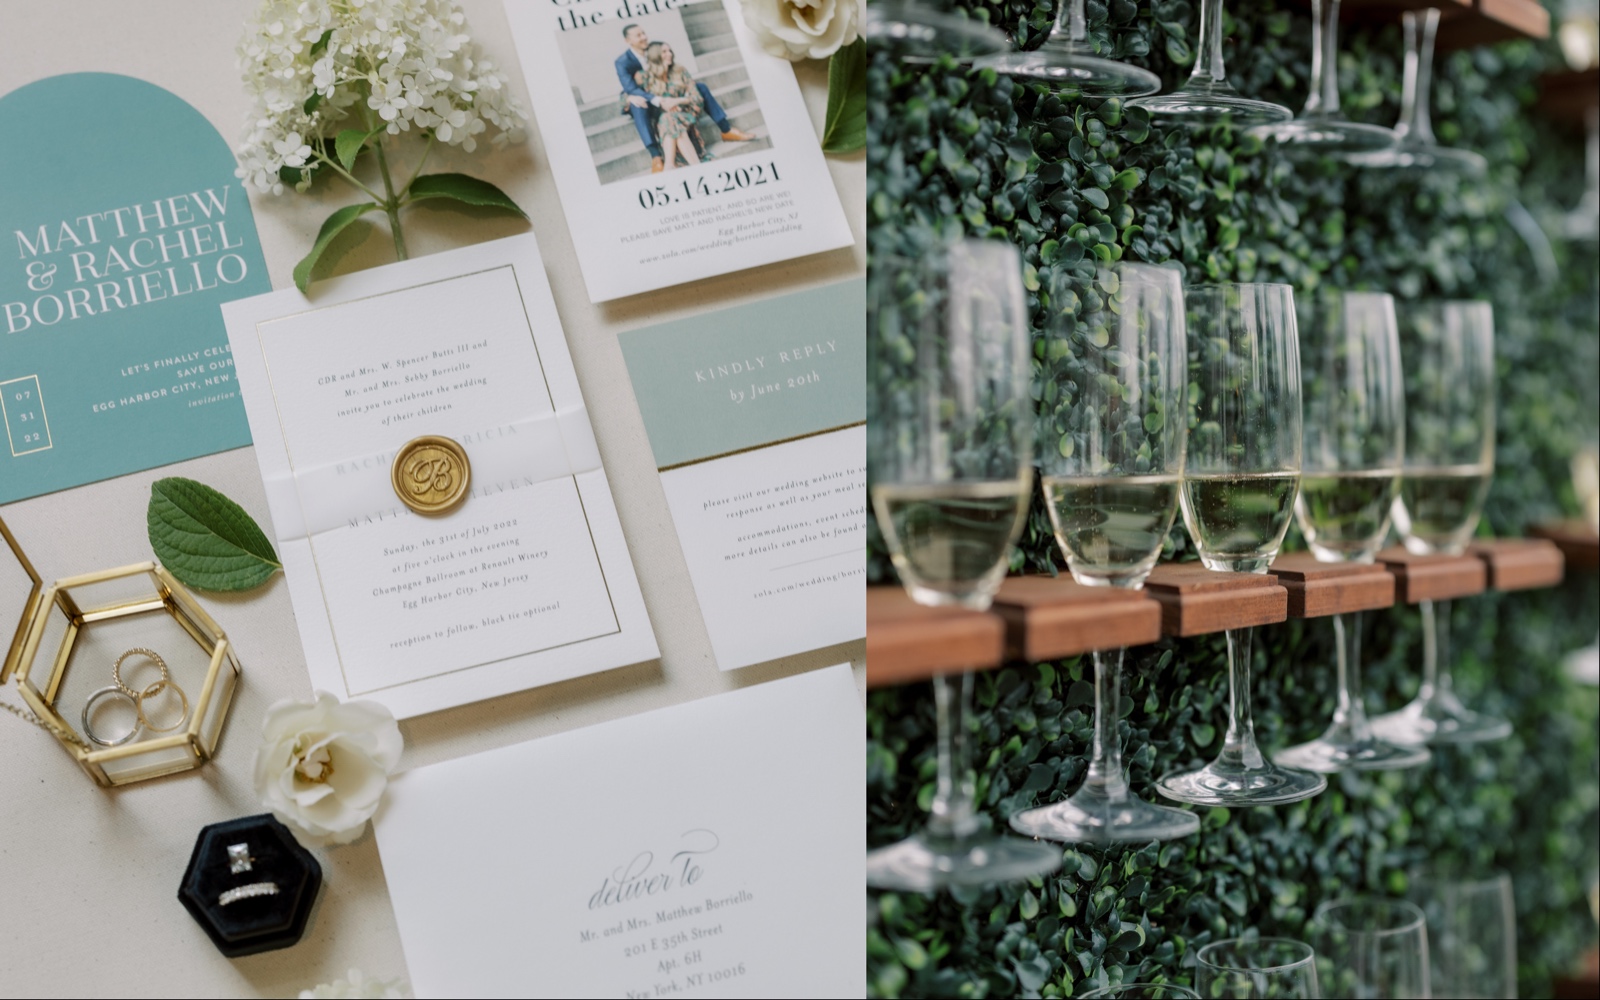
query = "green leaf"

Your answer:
(821, 39), (866, 153)
(147, 478), (281, 592)
(310, 28), (334, 57)
(336, 128), (377, 172)
(303, 92), (323, 116)
(292, 202), (381, 293)
(1082, 187), (1110, 210)
(407, 173), (528, 218)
